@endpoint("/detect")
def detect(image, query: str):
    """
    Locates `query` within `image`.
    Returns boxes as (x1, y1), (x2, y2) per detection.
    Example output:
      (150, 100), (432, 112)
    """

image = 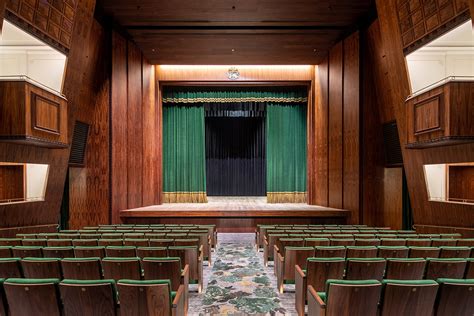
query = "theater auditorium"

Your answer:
(0, 0), (473, 315)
